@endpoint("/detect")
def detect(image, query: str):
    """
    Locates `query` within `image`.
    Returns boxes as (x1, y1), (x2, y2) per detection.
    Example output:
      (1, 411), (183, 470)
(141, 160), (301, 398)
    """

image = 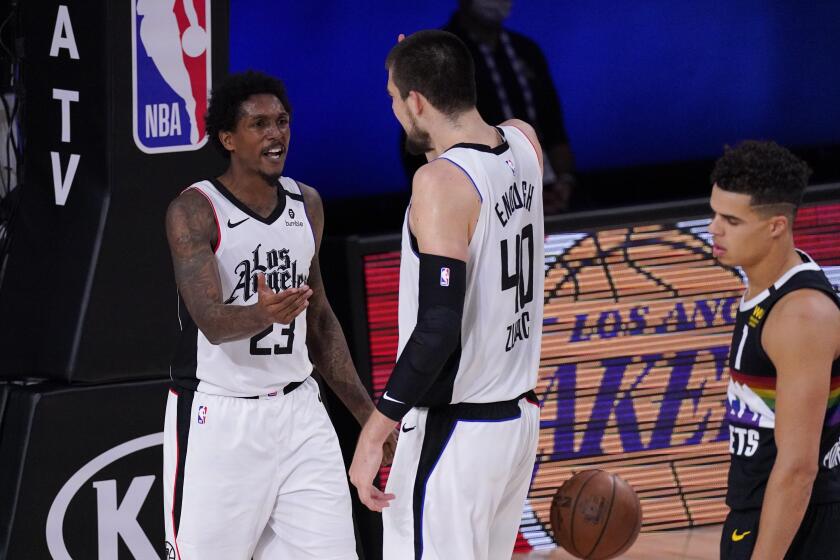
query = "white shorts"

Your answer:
(383, 393), (540, 560)
(163, 376), (357, 560)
